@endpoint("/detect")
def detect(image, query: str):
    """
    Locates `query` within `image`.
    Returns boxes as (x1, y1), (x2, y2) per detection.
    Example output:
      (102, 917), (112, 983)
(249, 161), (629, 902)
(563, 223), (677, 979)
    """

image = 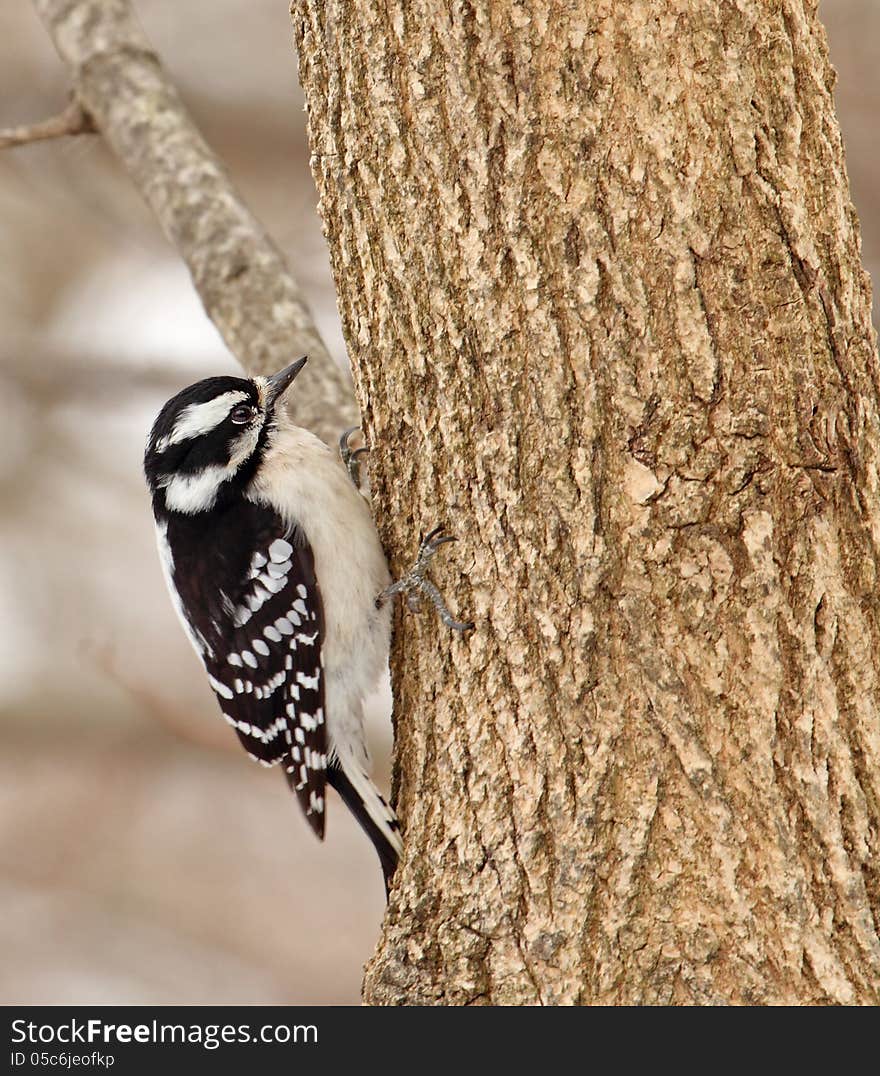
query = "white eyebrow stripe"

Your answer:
(156, 391), (250, 451)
